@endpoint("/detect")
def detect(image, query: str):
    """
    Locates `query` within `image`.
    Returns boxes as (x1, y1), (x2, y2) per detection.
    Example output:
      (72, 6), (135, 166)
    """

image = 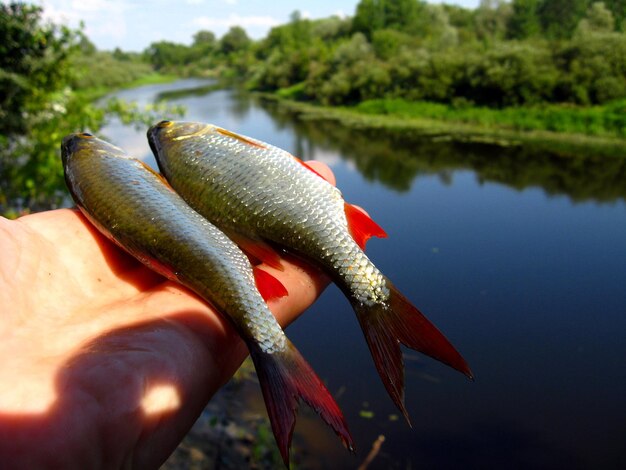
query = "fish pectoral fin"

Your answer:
(225, 230), (285, 271)
(253, 267), (288, 301)
(353, 277), (473, 424)
(248, 340), (354, 467)
(344, 202), (387, 250)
